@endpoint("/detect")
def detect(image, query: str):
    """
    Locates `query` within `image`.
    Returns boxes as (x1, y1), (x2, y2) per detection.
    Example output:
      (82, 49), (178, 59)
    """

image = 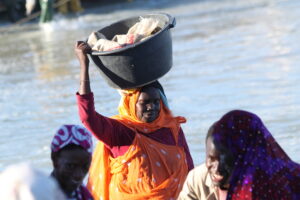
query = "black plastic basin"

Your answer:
(89, 13), (176, 89)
